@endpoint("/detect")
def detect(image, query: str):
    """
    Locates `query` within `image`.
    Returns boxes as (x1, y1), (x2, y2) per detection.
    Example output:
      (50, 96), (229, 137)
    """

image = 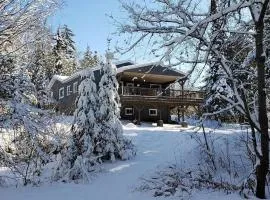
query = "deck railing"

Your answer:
(119, 86), (204, 99)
